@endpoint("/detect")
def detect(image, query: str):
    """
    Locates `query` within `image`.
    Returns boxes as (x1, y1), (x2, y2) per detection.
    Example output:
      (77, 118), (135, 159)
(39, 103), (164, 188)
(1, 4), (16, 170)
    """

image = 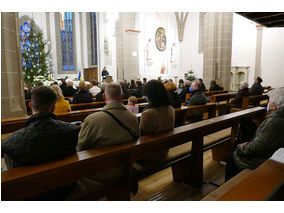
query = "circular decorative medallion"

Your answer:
(155, 27), (166, 51)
